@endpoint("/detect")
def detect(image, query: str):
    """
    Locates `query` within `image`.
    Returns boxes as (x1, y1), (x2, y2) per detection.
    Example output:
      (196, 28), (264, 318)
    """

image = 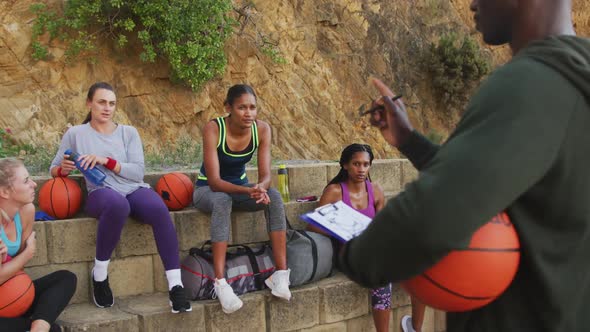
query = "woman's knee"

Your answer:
(210, 192), (233, 211)
(267, 188), (282, 202)
(110, 196), (131, 214)
(193, 187), (233, 212)
(58, 270), (77, 289)
(210, 225), (231, 242)
(48, 270), (77, 295)
(87, 189), (130, 216)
